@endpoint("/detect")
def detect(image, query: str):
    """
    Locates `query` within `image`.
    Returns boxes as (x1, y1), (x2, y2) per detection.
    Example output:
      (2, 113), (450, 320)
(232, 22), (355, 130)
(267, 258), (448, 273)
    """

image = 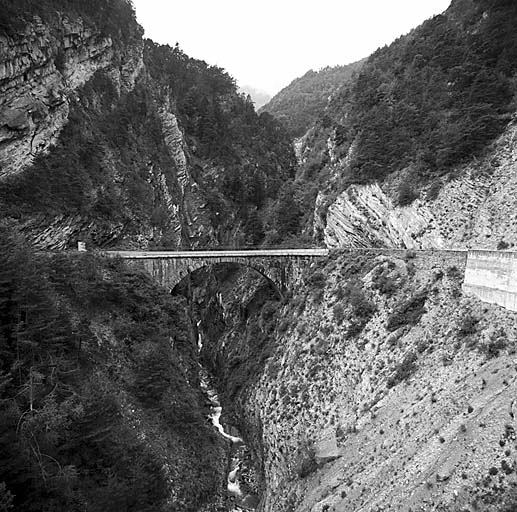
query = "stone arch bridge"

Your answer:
(103, 249), (329, 293)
